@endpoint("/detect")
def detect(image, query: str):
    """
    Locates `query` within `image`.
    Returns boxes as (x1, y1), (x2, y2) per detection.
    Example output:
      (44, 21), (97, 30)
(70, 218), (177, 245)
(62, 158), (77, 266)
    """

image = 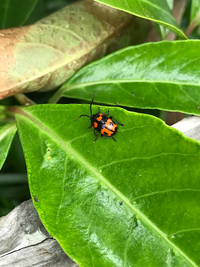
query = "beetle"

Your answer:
(75, 94), (124, 142)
